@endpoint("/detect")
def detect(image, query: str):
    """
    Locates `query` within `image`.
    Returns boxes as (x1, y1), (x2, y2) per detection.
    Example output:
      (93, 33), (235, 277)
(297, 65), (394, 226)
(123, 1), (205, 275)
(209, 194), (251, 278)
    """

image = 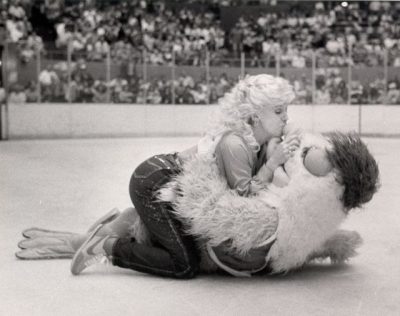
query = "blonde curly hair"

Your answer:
(206, 74), (295, 151)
